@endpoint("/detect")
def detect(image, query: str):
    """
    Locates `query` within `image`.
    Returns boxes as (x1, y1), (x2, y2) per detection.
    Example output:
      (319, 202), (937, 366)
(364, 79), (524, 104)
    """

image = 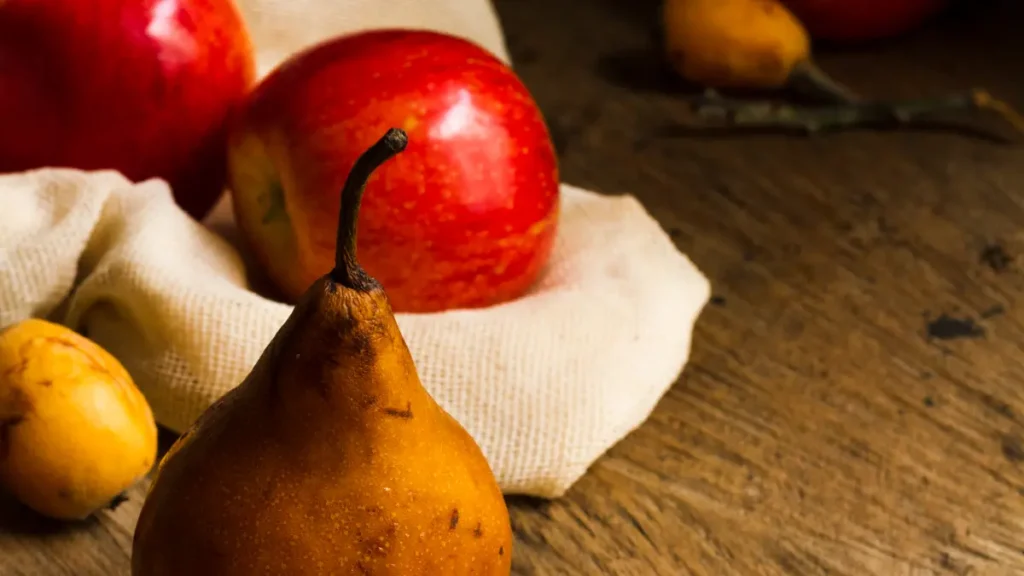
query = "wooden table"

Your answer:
(4, 1), (1024, 574)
